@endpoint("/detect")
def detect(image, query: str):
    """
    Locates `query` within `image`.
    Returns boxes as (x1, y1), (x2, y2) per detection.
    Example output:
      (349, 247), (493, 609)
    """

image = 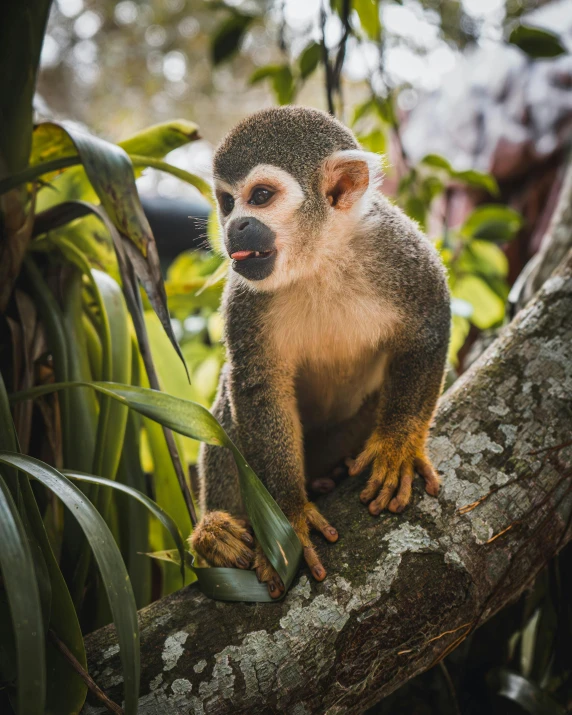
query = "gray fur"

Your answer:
(213, 106), (357, 191)
(199, 106), (450, 546)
